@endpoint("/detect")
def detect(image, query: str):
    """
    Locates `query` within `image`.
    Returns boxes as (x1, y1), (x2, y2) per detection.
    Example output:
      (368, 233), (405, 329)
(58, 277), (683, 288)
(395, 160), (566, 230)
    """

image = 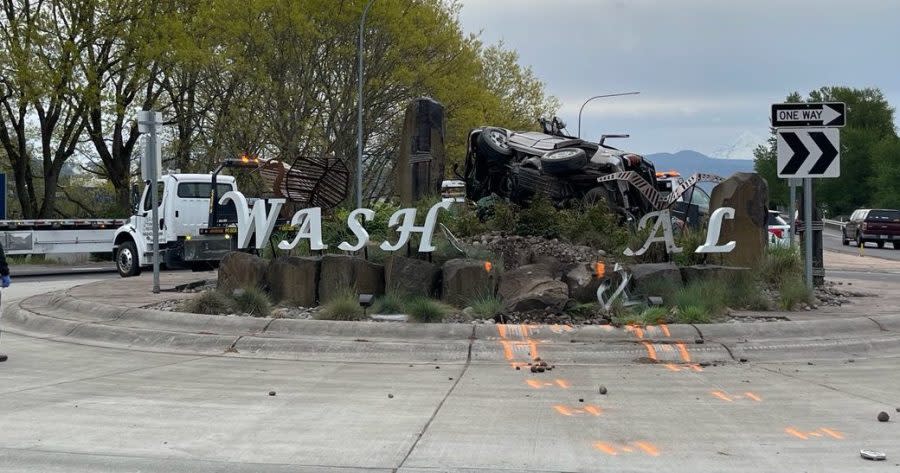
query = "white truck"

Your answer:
(0, 159), (268, 277)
